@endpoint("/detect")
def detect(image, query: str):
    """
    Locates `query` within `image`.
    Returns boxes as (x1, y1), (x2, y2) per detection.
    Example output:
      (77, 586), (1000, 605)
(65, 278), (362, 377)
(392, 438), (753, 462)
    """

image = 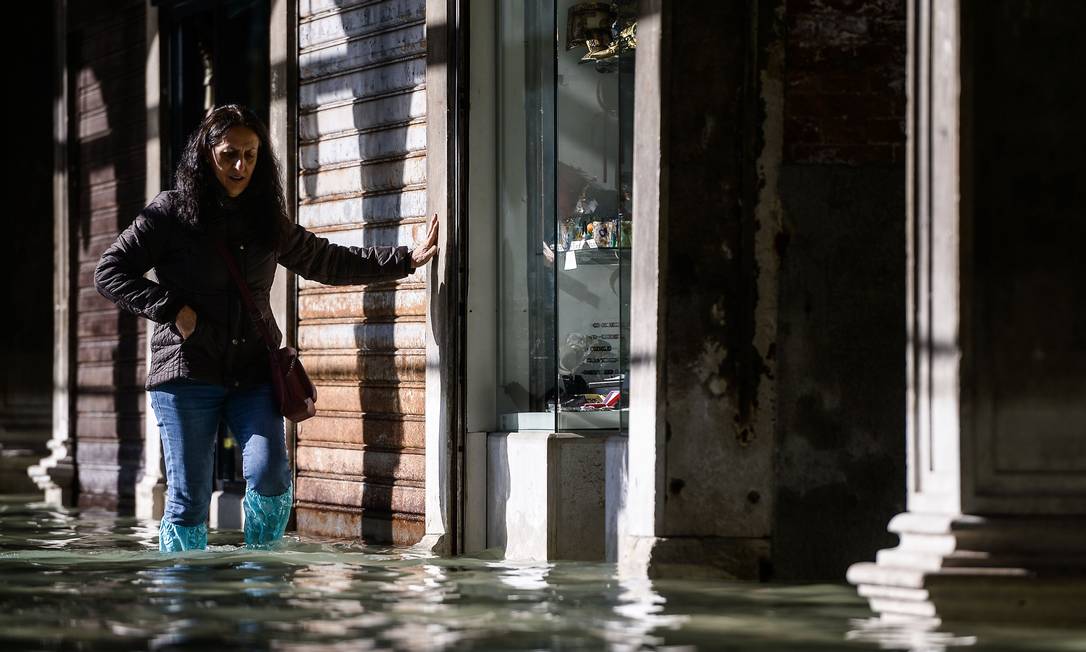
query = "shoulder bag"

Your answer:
(215, 240), (317, 422)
